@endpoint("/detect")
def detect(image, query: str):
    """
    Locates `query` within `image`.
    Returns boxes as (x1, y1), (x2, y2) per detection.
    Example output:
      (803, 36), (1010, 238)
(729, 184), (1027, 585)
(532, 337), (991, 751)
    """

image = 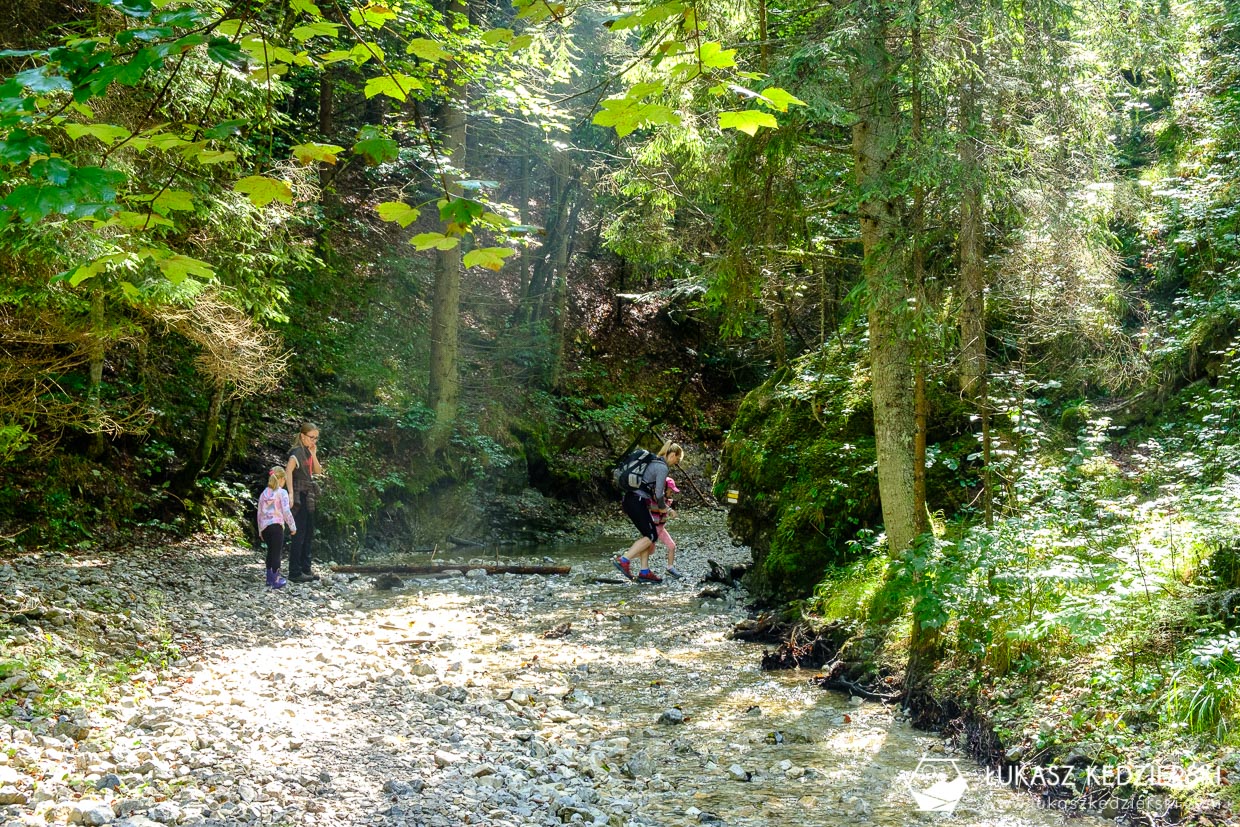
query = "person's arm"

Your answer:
(285, 455), (297, 504)
(308, 445), (322, 476)
(280, 489), (297, 534)
(651, 462), (669, 509)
